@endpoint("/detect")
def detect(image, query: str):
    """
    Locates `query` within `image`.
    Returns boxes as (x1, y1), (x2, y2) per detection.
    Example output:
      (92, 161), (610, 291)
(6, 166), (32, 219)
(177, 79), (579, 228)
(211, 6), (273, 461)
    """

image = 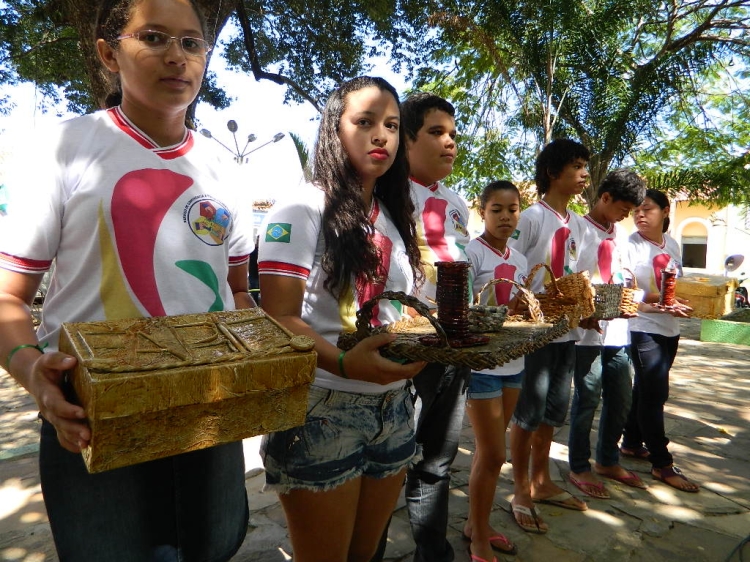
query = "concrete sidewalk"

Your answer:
(2, 318), (749, 561)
